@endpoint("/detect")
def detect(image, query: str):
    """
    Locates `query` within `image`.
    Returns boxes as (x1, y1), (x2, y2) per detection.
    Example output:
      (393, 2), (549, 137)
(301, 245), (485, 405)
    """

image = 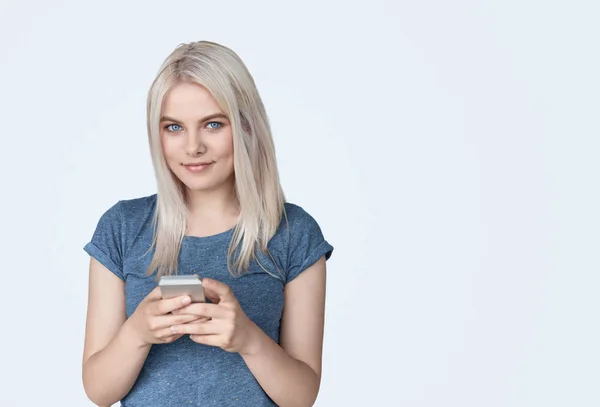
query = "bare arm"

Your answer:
(241, 255), (327, 407)
(82, 258), (202, 406)
(81, 258), (151, 406)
